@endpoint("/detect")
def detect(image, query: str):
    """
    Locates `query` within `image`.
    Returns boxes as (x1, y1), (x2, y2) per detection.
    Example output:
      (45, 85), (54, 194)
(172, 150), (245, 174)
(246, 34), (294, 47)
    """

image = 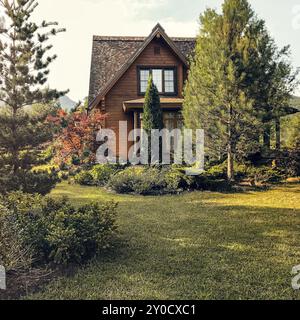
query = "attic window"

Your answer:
(138, 67), (177, 95)
(154, 46), (161, 55)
